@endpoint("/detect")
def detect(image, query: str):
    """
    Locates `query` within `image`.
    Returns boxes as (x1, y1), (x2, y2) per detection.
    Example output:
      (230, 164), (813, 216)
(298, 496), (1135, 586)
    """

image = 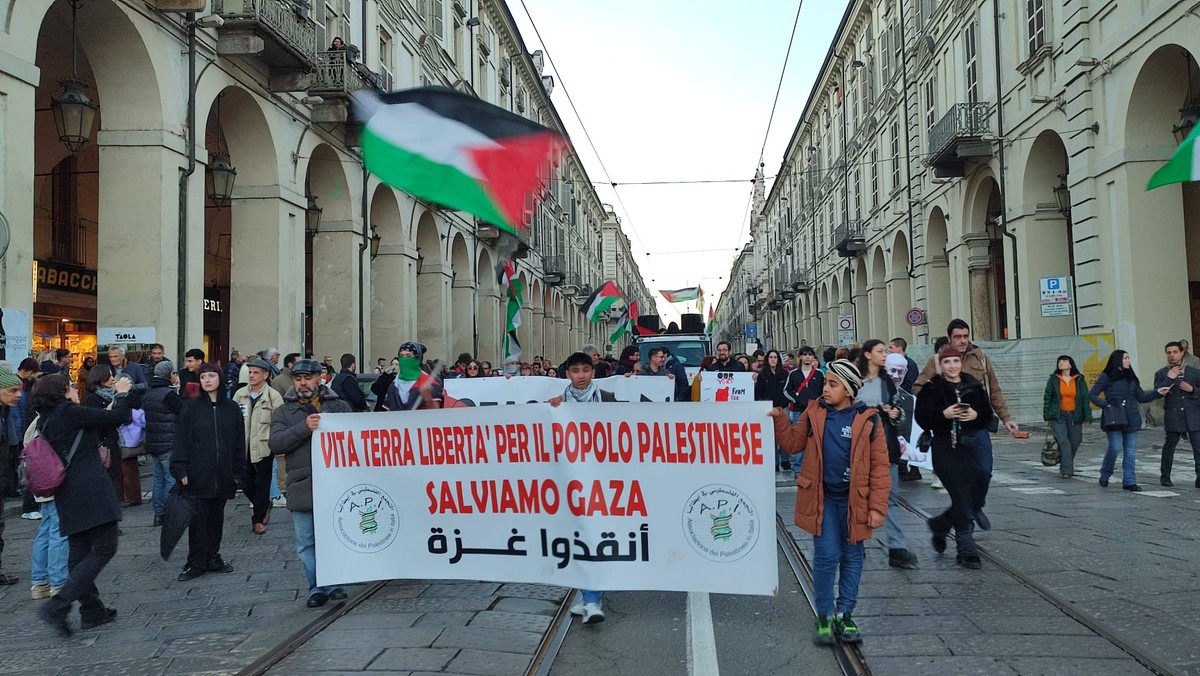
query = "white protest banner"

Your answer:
(312, 401), (778, 595)
(443, 375), (675, 406)
(699, 372), (755, 402)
